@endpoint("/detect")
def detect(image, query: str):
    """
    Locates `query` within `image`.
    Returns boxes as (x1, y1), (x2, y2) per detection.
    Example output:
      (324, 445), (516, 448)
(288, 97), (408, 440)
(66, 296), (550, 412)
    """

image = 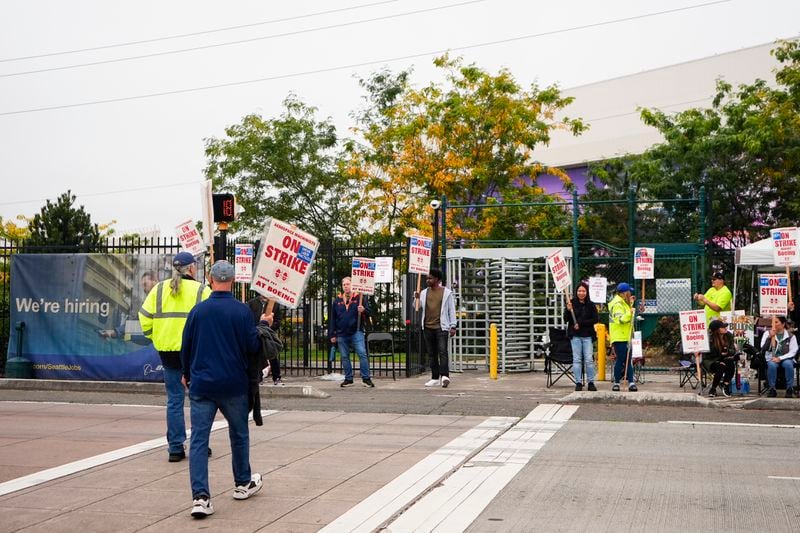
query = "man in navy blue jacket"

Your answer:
(180, 260), (267, 519)
(329, 276), (374, 388)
